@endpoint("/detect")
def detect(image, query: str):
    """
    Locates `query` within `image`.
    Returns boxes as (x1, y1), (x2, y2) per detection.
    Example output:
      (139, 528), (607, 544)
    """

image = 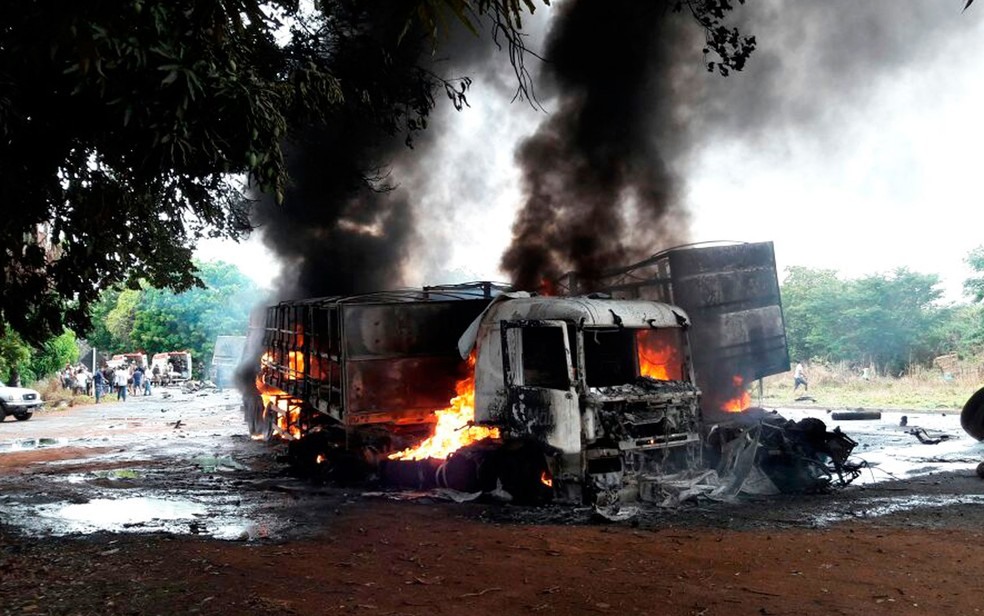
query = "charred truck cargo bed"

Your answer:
(244, 282), (705, 504)
(245, 284), (497, 440)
